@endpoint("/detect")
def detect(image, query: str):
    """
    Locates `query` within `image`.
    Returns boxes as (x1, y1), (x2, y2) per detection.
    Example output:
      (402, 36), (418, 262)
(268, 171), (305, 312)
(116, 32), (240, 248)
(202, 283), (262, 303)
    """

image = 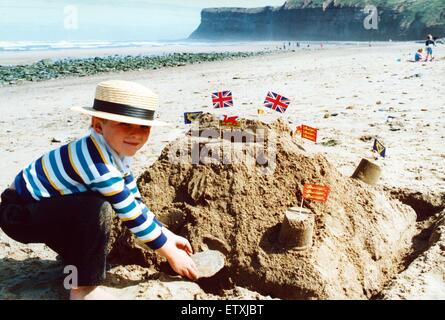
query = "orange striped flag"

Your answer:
(294, 125), (317, 142)
(303, 184), (330, 203)
(301, 125), (318, 142)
